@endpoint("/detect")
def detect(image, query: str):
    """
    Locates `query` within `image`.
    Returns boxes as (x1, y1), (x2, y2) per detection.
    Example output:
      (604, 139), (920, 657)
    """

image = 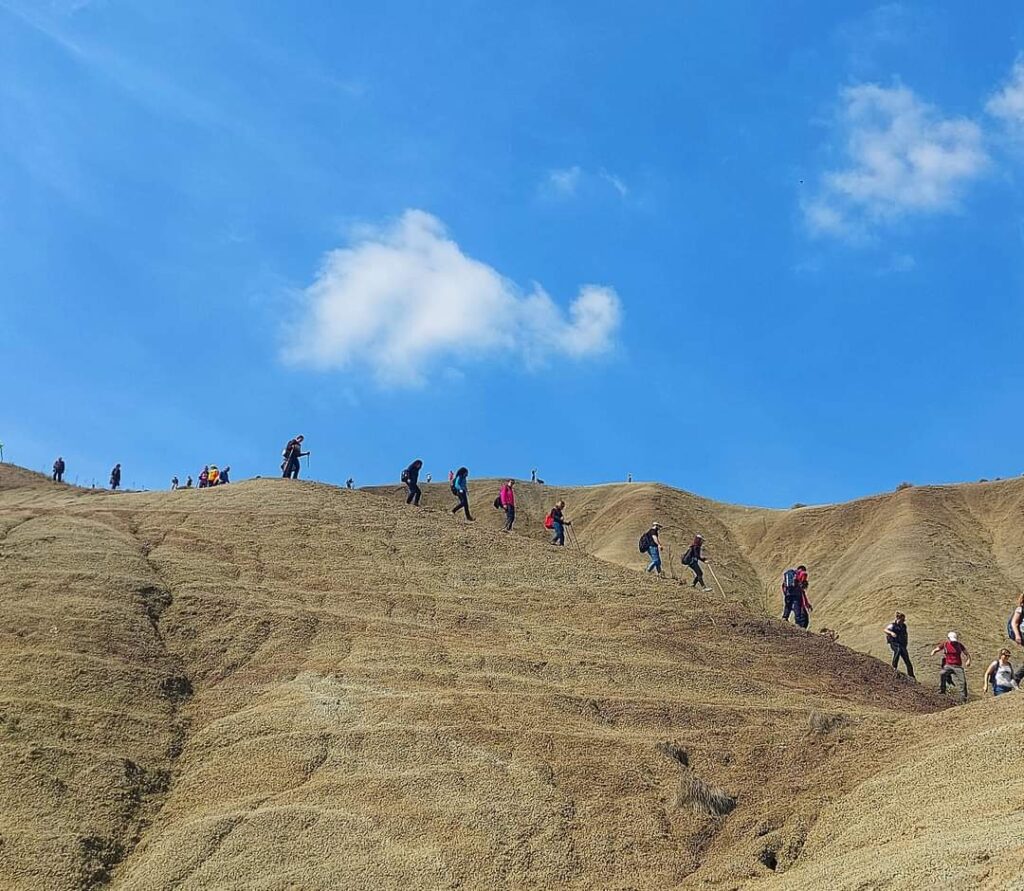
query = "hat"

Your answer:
(651, 522), (661, 529)
(947, 631), (958, 642)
